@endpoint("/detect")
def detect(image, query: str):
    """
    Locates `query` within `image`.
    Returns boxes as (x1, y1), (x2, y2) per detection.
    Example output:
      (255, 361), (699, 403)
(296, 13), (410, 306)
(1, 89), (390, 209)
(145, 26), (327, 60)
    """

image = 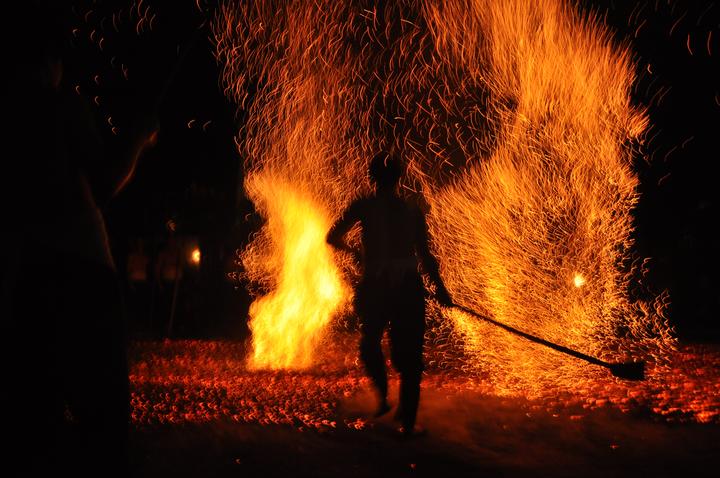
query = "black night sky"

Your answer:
(595, 0), (720, 341)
